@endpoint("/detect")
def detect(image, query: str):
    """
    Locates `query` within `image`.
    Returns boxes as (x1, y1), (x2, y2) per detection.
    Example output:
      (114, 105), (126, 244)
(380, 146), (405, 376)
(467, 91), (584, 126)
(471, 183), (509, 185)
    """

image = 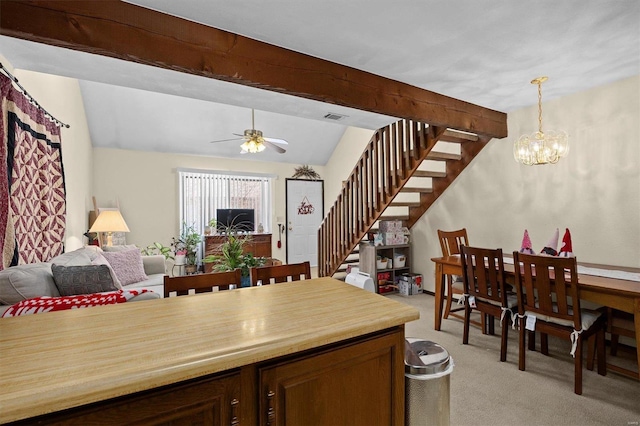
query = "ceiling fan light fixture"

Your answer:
(241, 138), (266, 153)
